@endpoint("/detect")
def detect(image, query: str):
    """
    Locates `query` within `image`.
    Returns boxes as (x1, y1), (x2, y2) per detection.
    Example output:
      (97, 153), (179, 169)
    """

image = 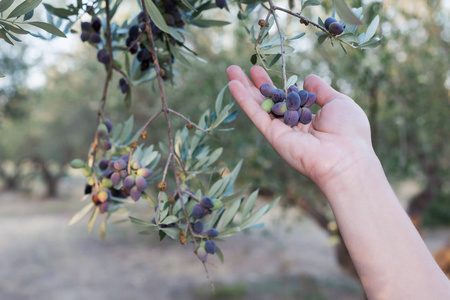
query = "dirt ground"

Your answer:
(1, 179), (448, 300)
